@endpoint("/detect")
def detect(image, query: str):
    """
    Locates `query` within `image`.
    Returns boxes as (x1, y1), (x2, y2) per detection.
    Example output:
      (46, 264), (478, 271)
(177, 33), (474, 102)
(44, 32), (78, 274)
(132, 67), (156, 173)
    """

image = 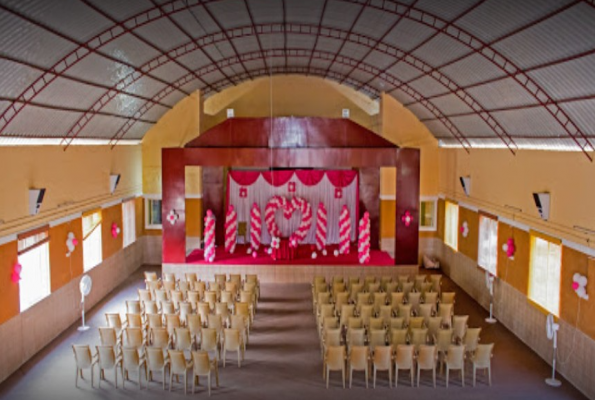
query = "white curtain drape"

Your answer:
(228, 173), (358, 245)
